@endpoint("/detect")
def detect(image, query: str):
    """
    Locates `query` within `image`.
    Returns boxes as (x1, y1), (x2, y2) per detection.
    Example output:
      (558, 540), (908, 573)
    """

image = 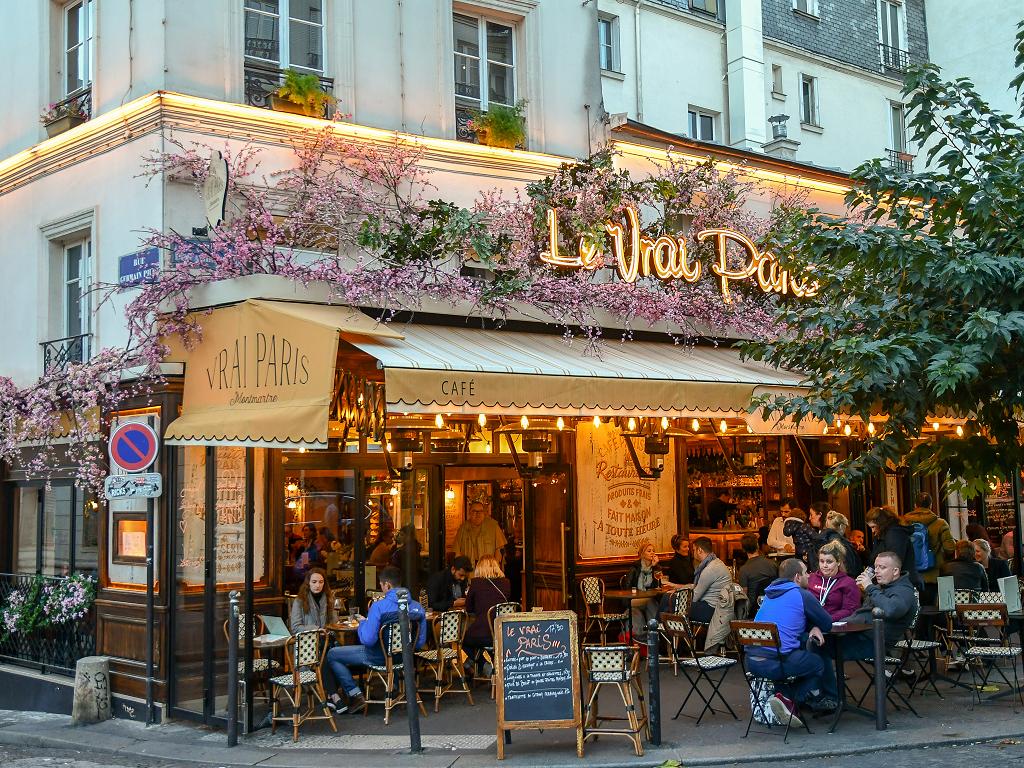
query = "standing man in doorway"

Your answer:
(455, 501), (507, 567)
